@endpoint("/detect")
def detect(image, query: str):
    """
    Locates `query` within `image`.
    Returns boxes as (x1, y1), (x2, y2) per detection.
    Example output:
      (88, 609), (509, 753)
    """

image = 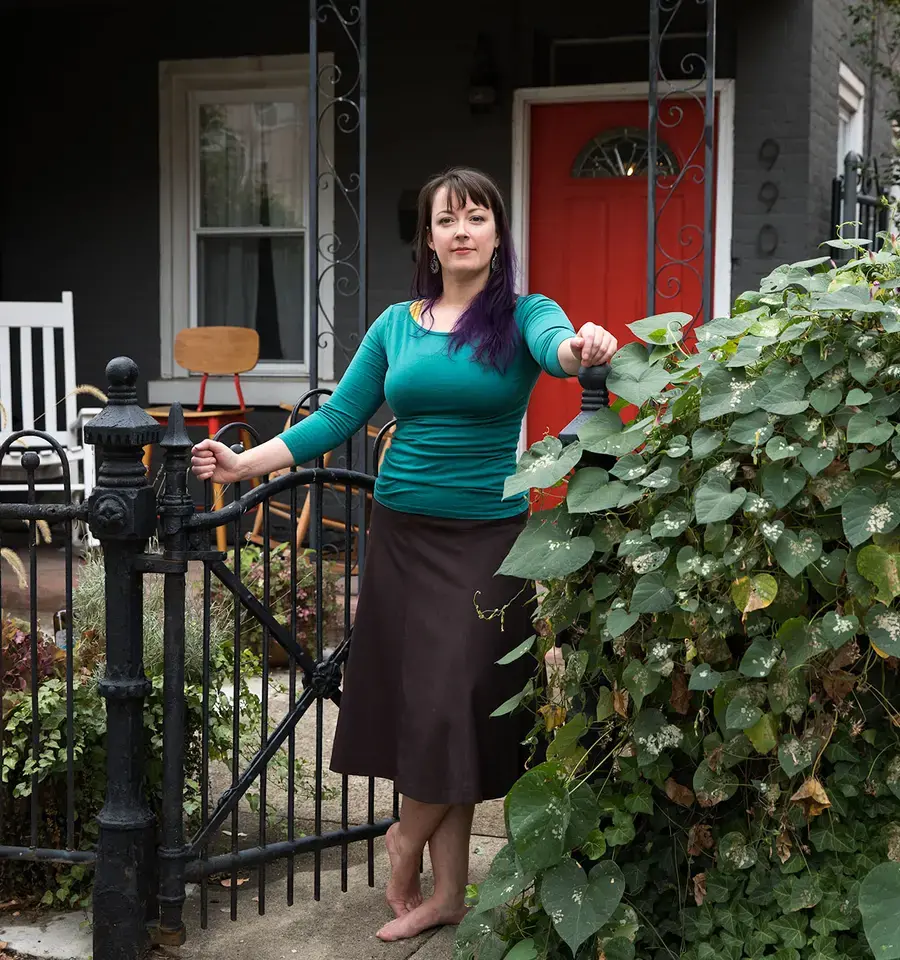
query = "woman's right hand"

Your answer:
(191, 439), (245, 484)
